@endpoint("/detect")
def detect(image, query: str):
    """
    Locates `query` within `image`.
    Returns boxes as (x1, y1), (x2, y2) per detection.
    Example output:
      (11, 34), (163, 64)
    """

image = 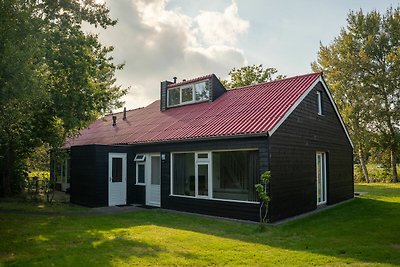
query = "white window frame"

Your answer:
(316, 151), (327, 205)
(180, 86), (195, 104)
(170, 149), (259, 204)
(317, 91), (323, 115)
(136, 162), (146, 185)
(167, 80), (209, 107)
(134, 154), (146, 162)
(195, 152), (212, 198)
(167, 87), (180, 107)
